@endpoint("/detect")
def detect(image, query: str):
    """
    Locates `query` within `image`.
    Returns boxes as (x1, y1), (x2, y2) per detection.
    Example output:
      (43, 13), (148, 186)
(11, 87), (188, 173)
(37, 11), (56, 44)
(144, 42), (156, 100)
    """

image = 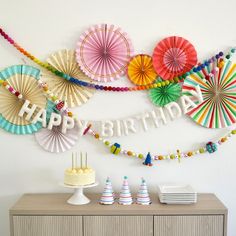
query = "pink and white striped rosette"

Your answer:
(76, 24), (134, 82)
